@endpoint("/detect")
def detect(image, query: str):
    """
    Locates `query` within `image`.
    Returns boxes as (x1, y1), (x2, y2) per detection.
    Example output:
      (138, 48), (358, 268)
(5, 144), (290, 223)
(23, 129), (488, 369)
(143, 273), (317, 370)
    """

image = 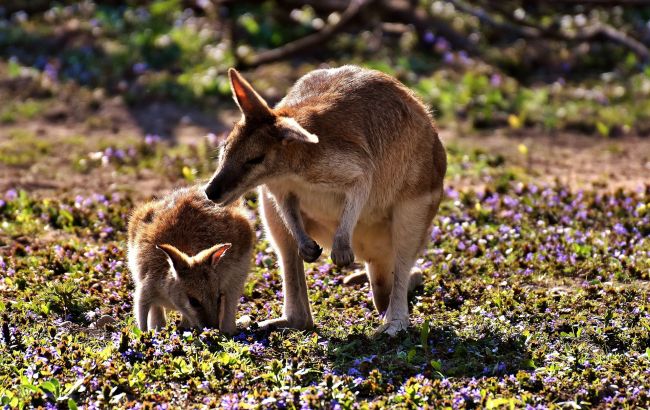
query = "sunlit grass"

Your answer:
(0, 158), (648, 407)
